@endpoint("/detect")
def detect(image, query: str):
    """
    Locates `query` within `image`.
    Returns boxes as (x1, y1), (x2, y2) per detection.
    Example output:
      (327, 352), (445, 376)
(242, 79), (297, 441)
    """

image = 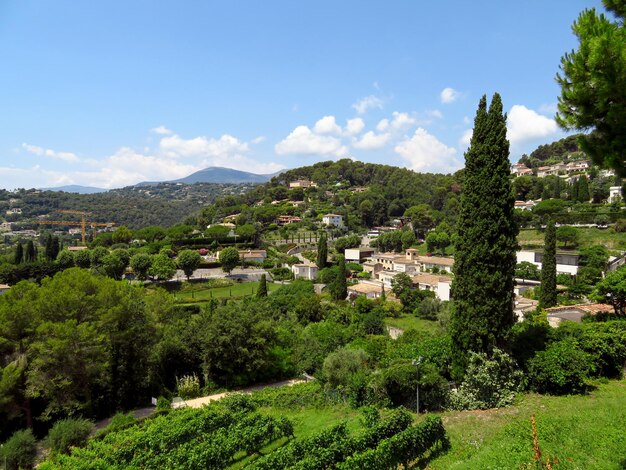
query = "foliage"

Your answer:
(148, 253), (176, 280)
(450, 94), (519, 375)
(256, 274), (268, 298)
(219, 247), (240, 274)
(556, 0), (626, 176)
(539, 220), (557, 309)
(130, 252), (152, 280)
(515, 261), (541, 281)
(176, 249), (201, 281)
(595, 265), (626, 316)
(449, 348), (523, 410)
(317, 233), (328, 269)
(45, 418), (94, 455)
(322, 348), (369, 389)
(327, 256), (348, 301)
(555, 225), (580, 247)
(527, 339), (593, 395)
(0, 428), (37, 470)
(176, 374), (201, 399)
(333, 234), (361, 253)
